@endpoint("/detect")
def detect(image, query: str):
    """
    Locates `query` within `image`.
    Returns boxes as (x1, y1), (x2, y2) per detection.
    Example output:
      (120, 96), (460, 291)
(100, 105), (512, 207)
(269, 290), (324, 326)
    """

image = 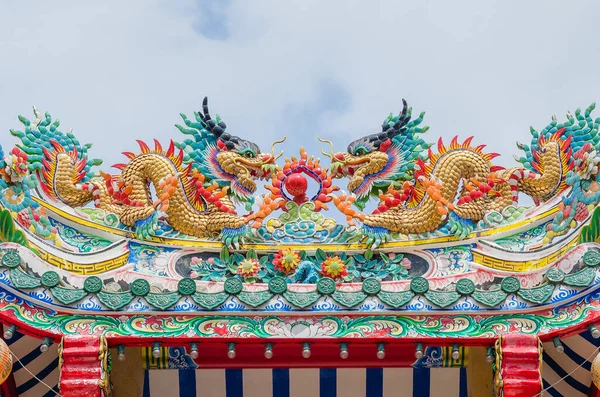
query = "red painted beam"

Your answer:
(188, 342), (424, 369)
(144, 342), (468, 369)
